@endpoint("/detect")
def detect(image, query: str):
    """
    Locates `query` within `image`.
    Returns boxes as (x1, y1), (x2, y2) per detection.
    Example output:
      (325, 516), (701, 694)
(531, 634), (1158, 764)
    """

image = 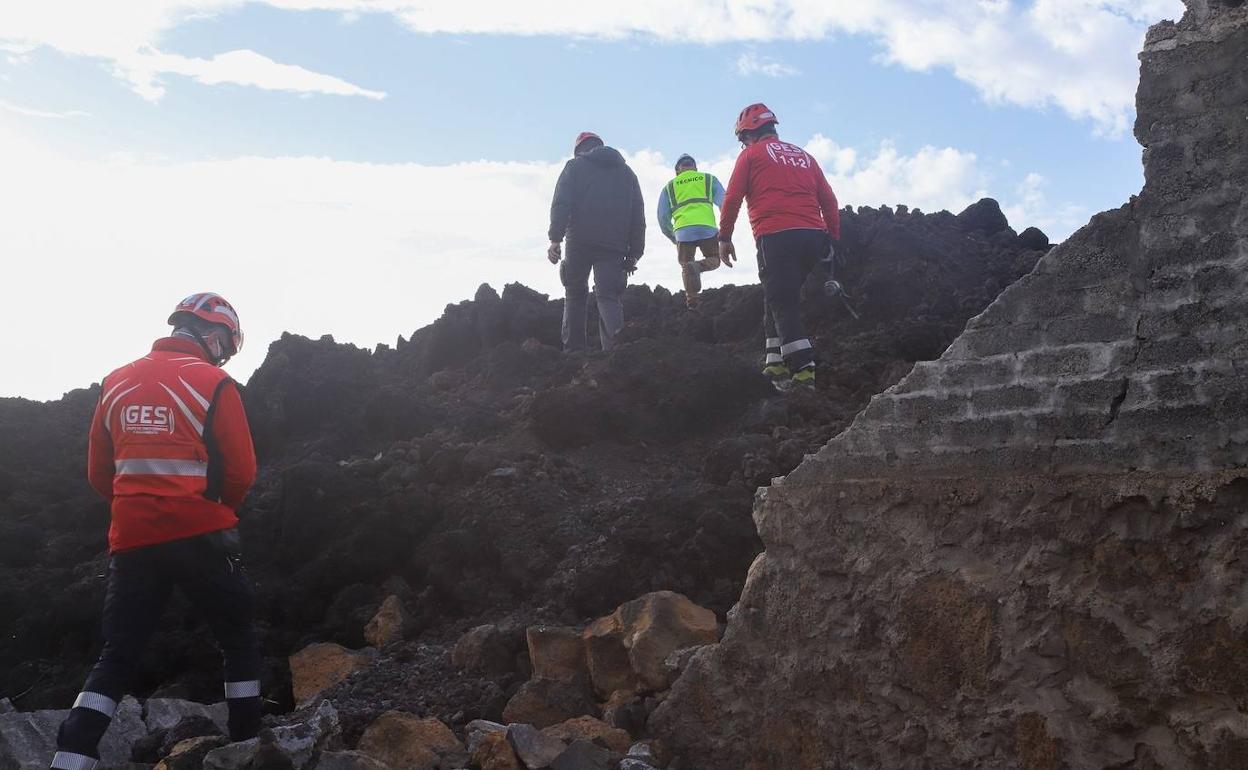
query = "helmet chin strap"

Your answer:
(173, 327), (228, 365)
